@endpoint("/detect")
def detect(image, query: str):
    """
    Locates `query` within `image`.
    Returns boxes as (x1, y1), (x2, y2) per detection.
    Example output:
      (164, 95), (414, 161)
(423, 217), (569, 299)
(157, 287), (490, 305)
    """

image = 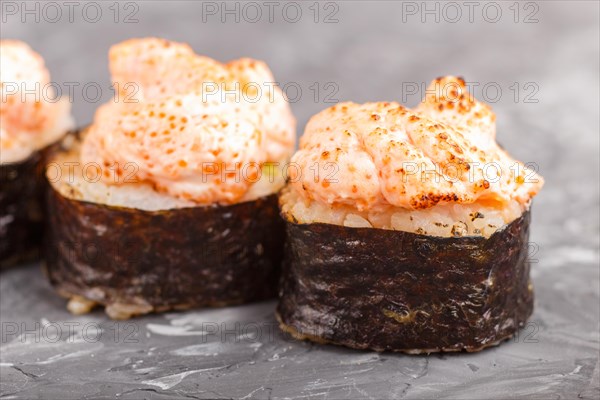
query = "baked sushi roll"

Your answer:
(44, 38), (295, 319)
(0, 40), (74, 269)
(277, 76), (544, 353)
